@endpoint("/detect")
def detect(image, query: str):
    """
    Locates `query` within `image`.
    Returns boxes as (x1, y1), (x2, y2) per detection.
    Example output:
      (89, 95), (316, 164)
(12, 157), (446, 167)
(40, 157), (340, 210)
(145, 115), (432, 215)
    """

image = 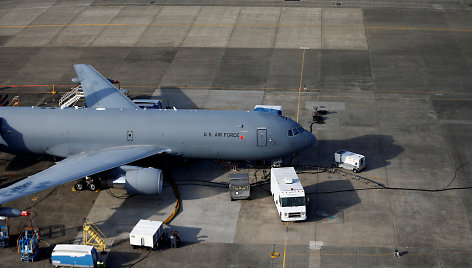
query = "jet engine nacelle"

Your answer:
(0, 207), (29, 217)
(104, 166), (163, 195)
